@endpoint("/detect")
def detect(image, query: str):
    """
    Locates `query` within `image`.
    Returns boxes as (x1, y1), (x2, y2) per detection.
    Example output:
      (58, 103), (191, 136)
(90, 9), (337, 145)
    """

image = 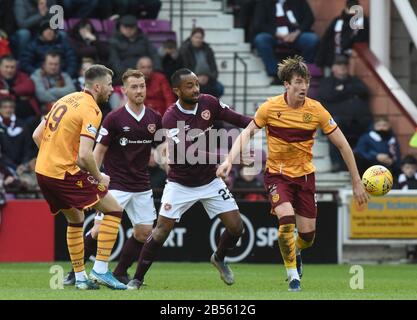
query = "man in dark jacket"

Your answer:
(20, 20), (78, 78)
(12, 0), (56, 58)
(178, 27), (224, 97)
(0, 55), (40, 122)
(316, 0), (369, 68)
(253, 0), (319, 80)
(0, 97), (36, 171)
(354, 116), (402, 177)
(108, 15), (161, 84)
(318, 55), (371, 171)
